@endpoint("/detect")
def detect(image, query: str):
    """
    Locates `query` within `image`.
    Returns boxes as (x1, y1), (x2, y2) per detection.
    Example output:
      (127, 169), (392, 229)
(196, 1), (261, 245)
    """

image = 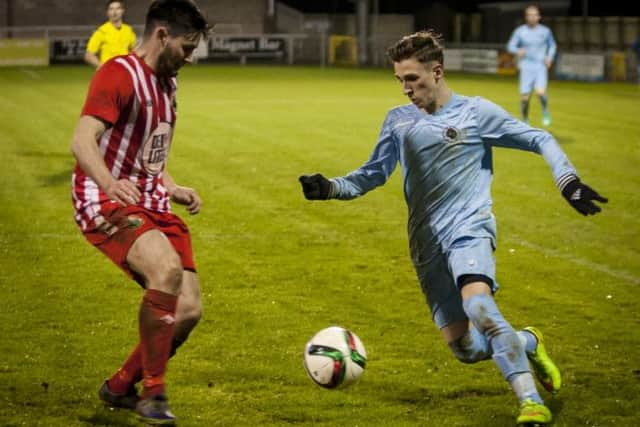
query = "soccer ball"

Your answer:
(303, 326), (367, 389)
